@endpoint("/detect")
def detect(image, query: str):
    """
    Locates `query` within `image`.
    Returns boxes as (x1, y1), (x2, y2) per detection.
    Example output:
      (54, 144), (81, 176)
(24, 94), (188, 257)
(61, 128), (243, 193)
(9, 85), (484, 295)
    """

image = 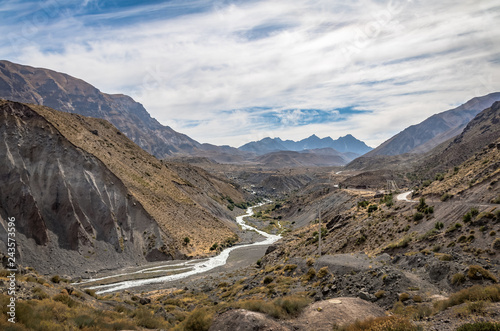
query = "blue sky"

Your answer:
(1, 0), (499, 147)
